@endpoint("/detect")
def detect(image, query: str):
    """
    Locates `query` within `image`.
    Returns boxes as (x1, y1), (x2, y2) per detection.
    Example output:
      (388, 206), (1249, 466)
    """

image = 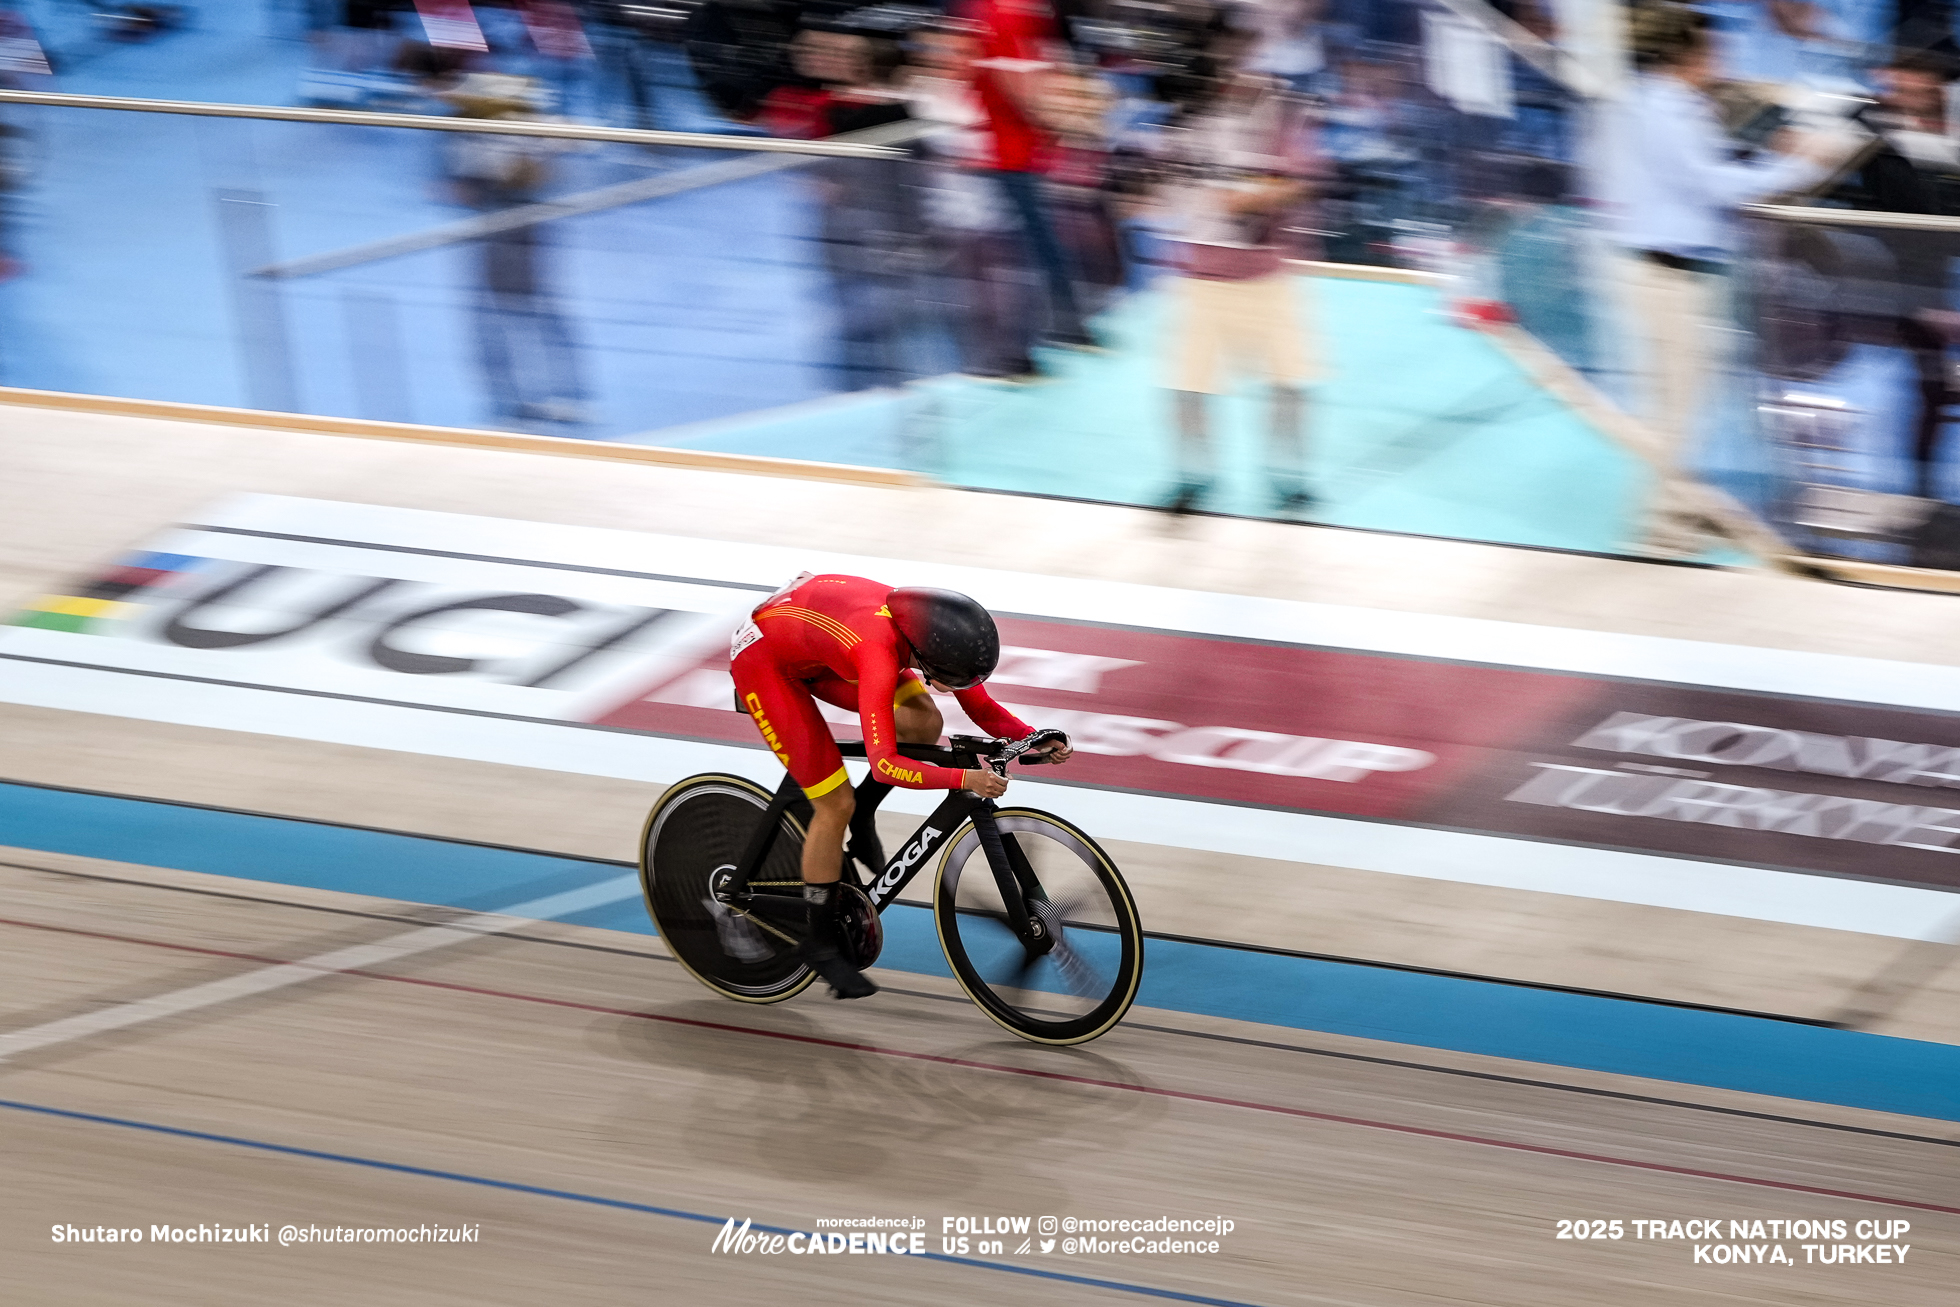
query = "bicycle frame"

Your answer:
(720, 739), (1049, 950)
